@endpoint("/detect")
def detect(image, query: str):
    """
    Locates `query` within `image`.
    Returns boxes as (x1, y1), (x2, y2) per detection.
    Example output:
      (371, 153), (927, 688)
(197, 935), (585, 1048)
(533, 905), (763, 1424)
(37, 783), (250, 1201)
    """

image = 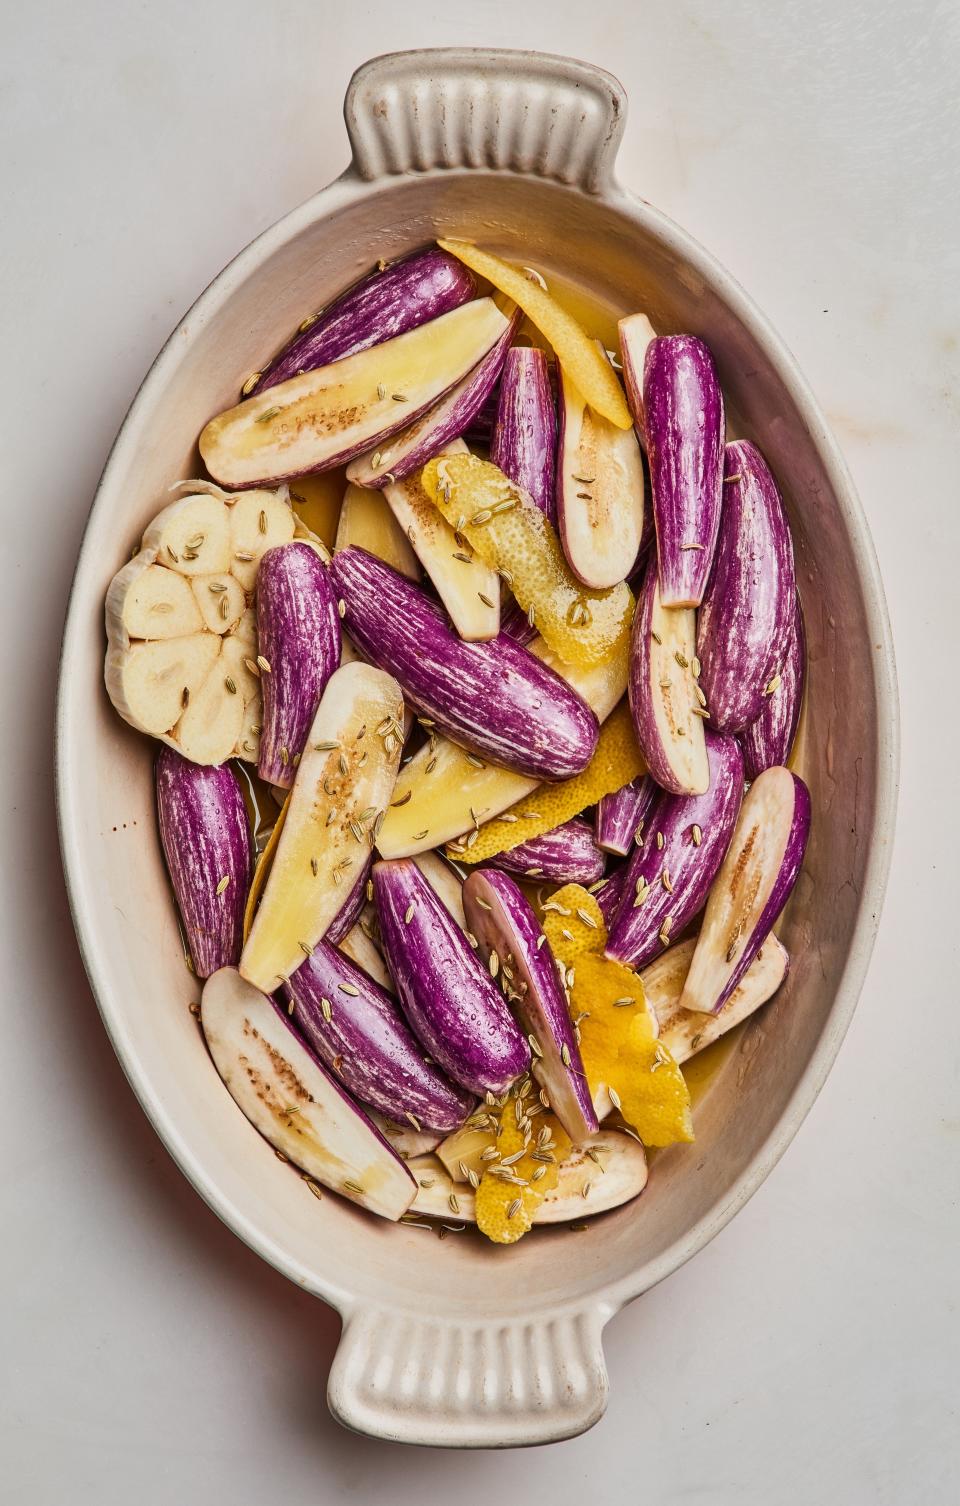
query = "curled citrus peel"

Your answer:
(543, 886), (694, 1148)
(475, 1090), (572, 1245)
(422, 453), (634, 671)
(436, 241), (633, 429)
(448, 703), (645, 864)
